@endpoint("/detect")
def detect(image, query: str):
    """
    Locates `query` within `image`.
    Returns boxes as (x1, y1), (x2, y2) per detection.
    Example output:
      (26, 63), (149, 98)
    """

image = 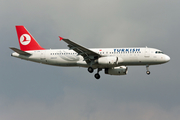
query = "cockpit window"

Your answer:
(155, 51), (163, 54)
